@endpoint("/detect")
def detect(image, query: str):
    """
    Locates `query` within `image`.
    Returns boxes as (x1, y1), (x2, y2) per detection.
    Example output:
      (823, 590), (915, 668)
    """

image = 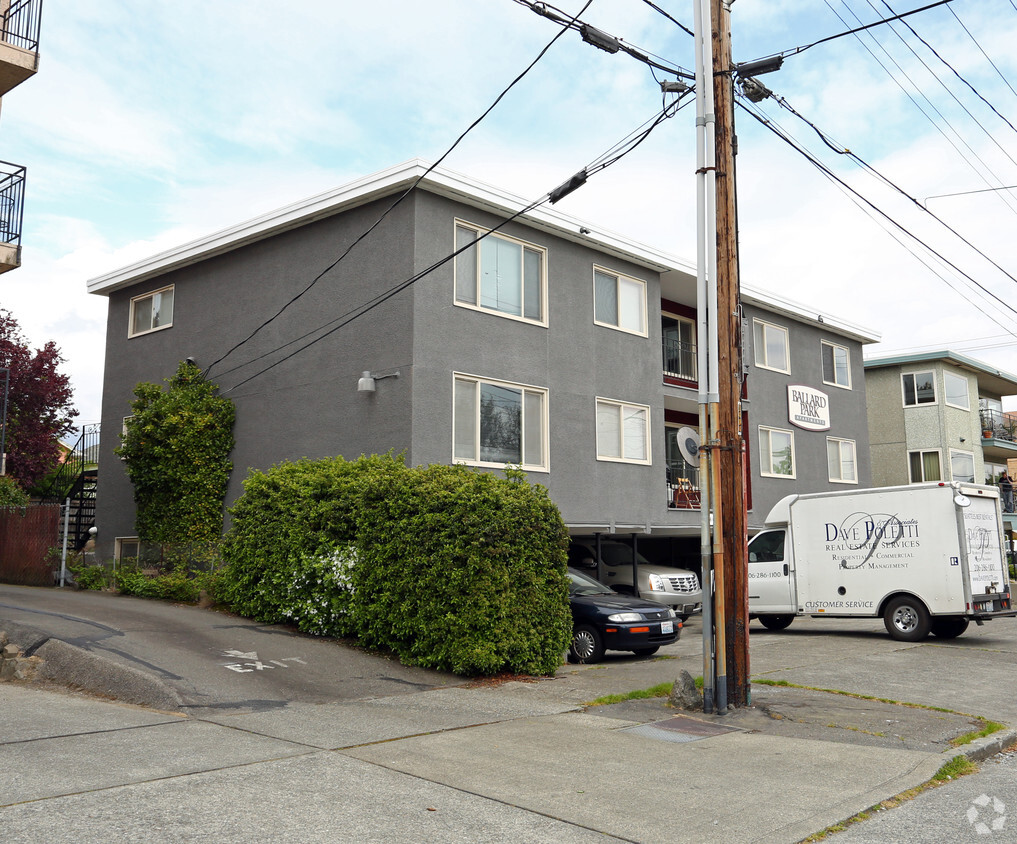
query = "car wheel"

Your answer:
(883, 596), (930, 642)
(632, 646), (659, 657)
(758, 614), (794, 631)
(930, 616), (969, 639)
(569, 624), (605, 664)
